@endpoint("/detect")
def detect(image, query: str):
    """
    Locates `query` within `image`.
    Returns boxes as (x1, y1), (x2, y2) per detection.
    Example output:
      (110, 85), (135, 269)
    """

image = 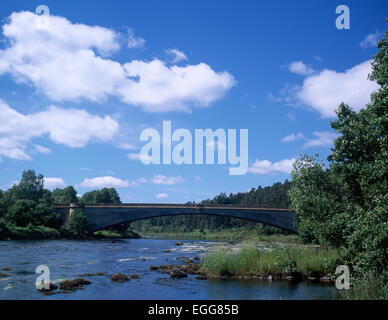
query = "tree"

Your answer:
(67, 210), (88, 238)
(5, 199), (37, 227)
(80, 188), (121, 204)
(95, 188), (121, 204)
(10, 170), (45, 202)
(52, 186), (78, 204)
(289, 28), (388, 274)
